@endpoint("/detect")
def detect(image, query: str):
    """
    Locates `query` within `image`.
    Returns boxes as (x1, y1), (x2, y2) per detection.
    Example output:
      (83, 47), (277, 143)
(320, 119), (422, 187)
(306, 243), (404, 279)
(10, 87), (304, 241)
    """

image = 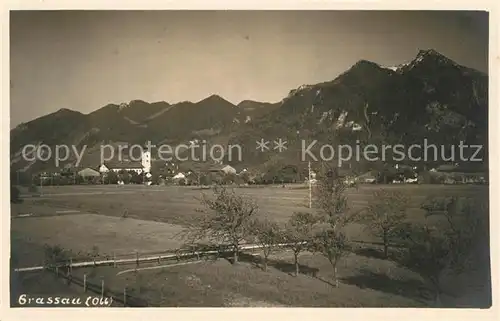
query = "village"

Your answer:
(13, 146), (488, 191)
